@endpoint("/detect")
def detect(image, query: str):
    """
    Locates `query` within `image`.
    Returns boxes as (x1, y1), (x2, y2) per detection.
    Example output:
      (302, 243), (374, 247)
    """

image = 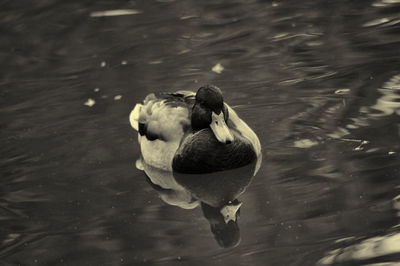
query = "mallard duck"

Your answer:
(129, 85), (262, 175)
